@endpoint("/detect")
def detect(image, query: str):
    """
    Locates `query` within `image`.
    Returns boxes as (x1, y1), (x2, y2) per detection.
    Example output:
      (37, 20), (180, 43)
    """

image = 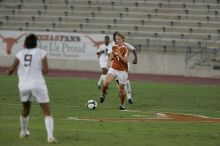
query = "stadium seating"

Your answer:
(0, 0), (220, 55)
